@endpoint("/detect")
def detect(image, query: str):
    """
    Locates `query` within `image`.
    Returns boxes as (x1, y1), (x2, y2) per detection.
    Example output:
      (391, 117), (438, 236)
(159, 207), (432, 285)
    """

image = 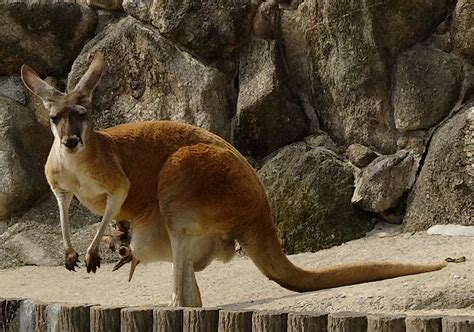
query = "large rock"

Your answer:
(352, 150), (418, 213)
(452, 0), (474, 61)
(0, 220), (119, 269)
(346, 143), (378, 168)
(9, 193), (98, 229)
(0, 97), (51, 220)
(232, 38), (309, 156)
(68, 16), (234, 139)
(253, 0), (279, 40)
(392, 45), (463, 132)
(87, 0), (123, 11)
(370, 0), (447, 58)
(280, 0), (447, 153)
(404, 105), (474, 231)
(122, 0), (256, 59)
(0, 76), (26, 105)
(258, 141), (373, 254)
(0, 1), (97, 76)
